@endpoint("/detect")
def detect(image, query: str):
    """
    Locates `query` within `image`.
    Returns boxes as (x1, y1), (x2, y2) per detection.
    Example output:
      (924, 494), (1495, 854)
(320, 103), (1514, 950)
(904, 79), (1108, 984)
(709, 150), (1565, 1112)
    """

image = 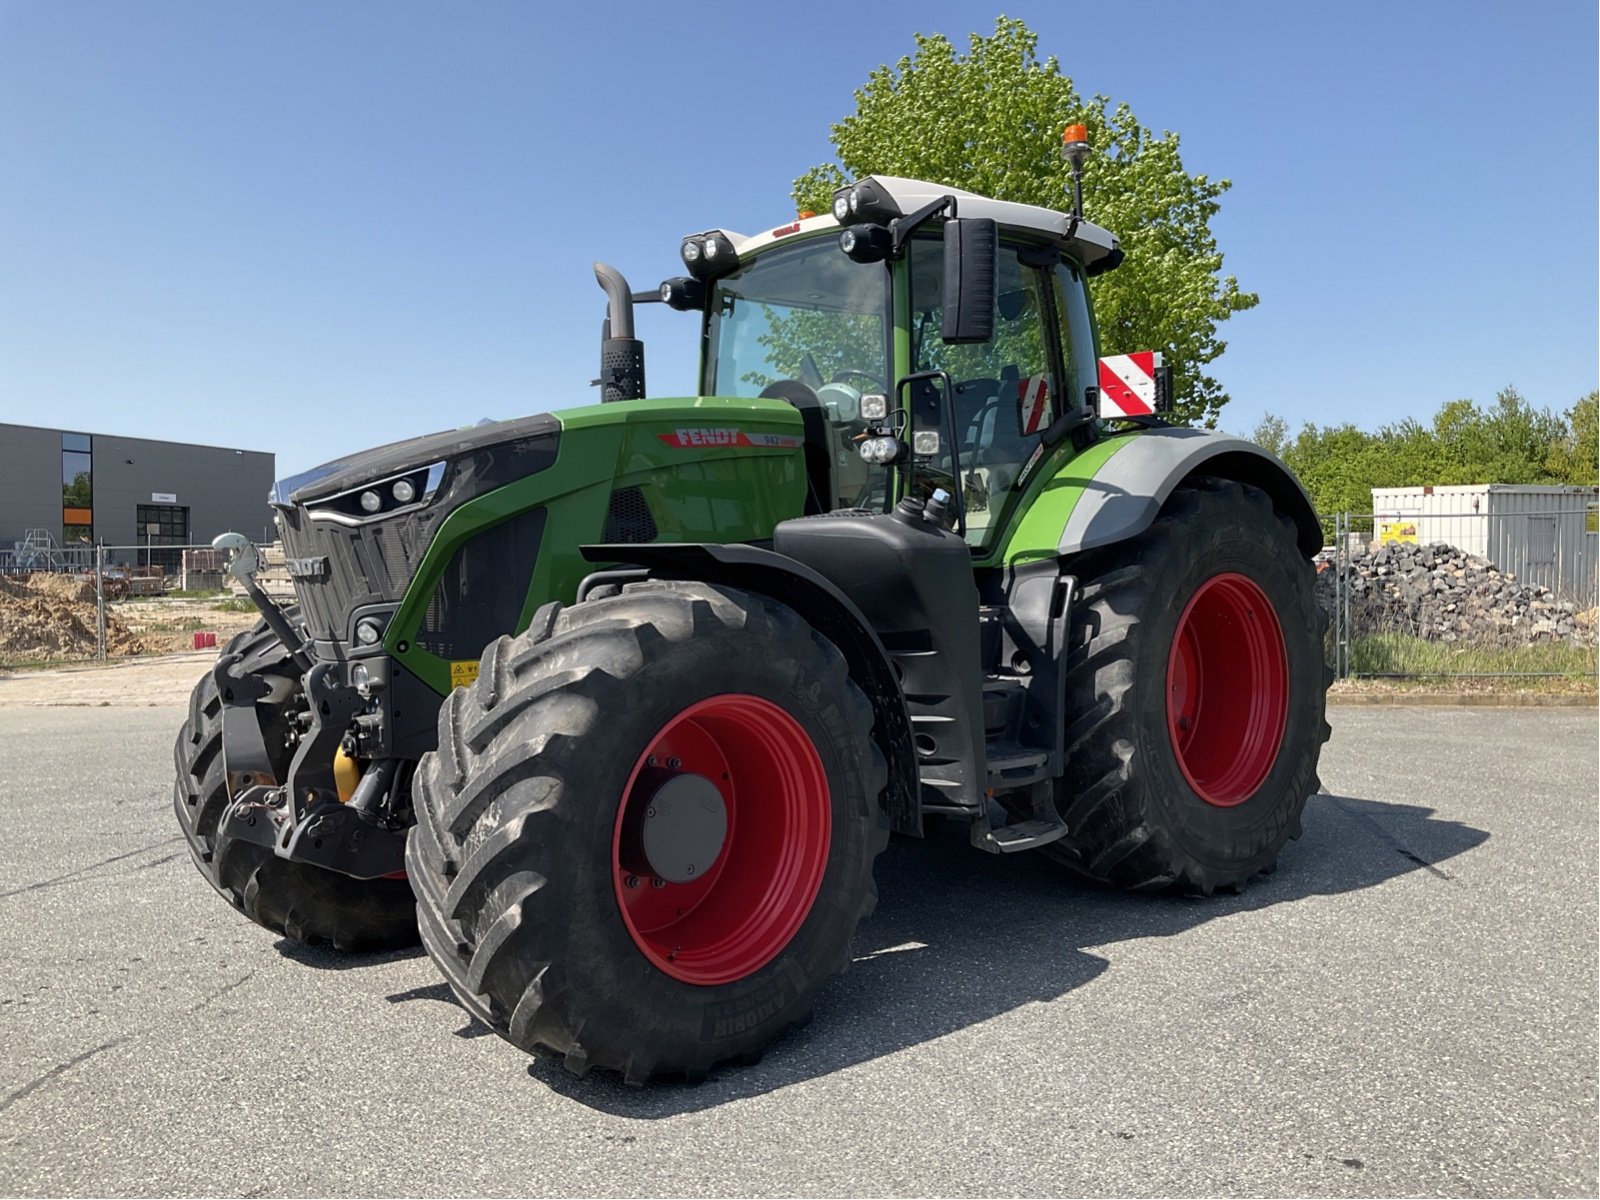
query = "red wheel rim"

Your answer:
(1166, 572), (1289, 808)
(611, 694), (831, 986)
